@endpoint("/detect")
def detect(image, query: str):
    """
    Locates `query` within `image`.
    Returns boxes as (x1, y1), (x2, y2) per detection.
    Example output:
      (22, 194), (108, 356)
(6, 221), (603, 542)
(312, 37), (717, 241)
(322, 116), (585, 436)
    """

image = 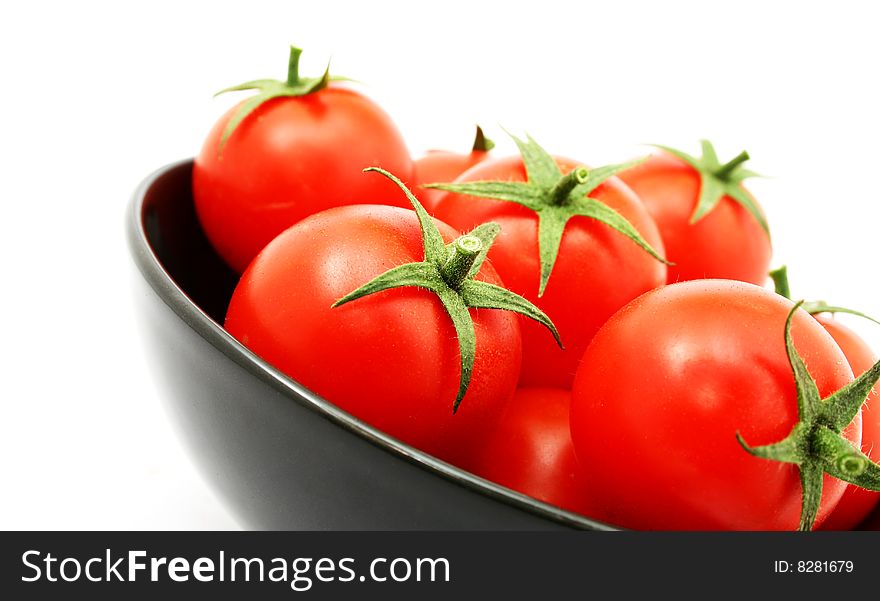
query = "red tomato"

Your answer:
(434, 156), (666, 388)
(470, 388), (600, 519)
(570, 280), (859, 530)
(619, 151), (771, 285)
(413, 126), (495, 213)
(816, 316), (880, 529)
(224, 204), (521, 470)
(193, 50), (412, 273)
